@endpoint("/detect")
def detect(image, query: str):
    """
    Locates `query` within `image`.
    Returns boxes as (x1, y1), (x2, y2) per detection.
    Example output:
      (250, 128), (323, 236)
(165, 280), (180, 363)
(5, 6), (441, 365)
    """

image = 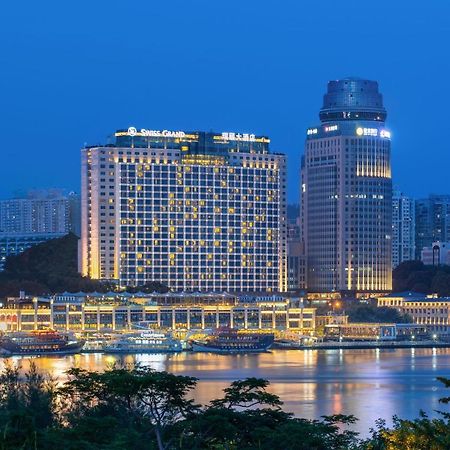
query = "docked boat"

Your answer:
(191, 328), (274, 353)
(271, 339), (304, 350)
(0, 330), (85, 356)
(103, 330), (183, 354)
